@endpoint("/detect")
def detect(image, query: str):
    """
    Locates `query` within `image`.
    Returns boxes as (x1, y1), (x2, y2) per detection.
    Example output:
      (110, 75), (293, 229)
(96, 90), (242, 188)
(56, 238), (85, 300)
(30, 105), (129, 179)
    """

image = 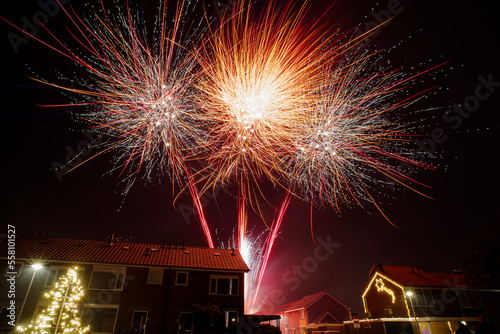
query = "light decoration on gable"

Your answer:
(362, 272), (411, 318)
(375, 278), (396, 303)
